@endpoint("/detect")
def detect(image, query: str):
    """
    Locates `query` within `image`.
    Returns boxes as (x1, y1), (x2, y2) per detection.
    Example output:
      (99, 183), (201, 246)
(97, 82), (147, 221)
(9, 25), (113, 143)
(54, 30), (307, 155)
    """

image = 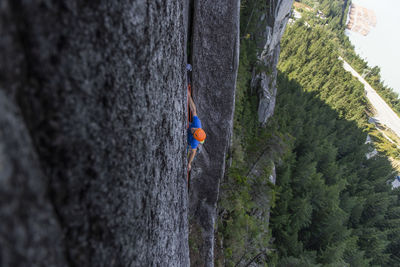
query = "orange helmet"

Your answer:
(194, 128), (206, 143)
